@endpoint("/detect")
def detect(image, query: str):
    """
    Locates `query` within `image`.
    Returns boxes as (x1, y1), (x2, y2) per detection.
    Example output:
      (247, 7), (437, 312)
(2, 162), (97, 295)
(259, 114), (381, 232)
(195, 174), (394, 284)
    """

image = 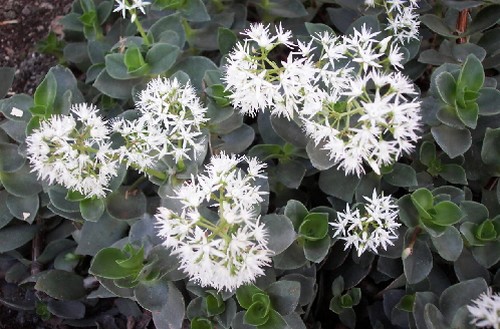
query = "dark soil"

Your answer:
(0, 0), (73, 94)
